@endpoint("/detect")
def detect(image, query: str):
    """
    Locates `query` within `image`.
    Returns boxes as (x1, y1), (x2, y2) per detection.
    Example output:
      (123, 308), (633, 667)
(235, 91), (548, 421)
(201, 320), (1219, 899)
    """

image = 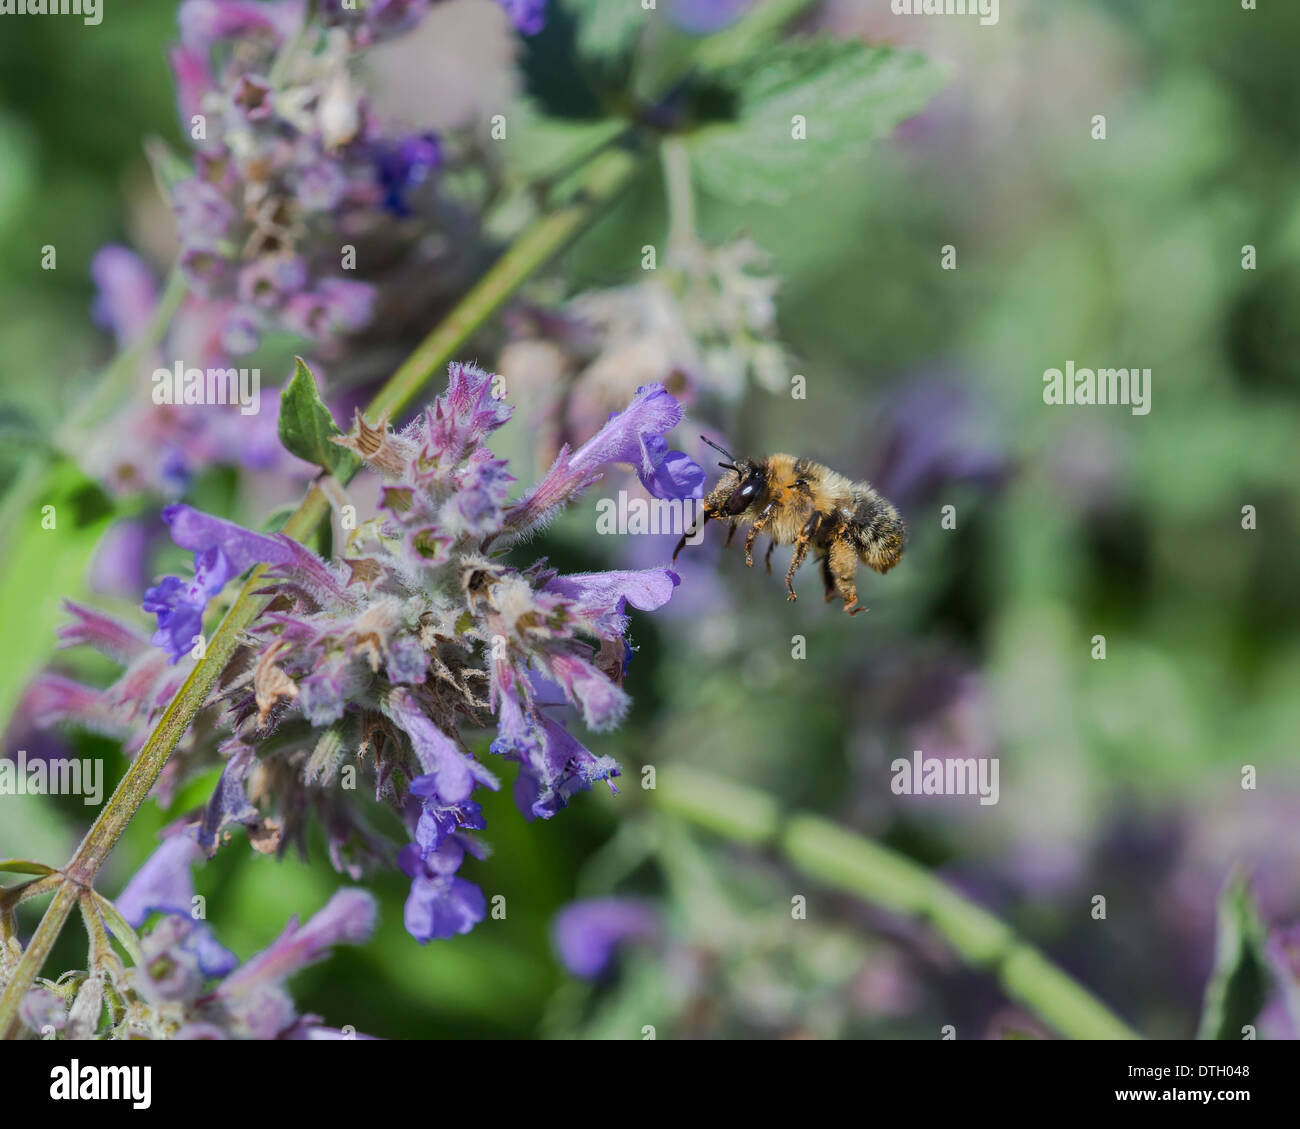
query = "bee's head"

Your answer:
(701, 436), (768, 516)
